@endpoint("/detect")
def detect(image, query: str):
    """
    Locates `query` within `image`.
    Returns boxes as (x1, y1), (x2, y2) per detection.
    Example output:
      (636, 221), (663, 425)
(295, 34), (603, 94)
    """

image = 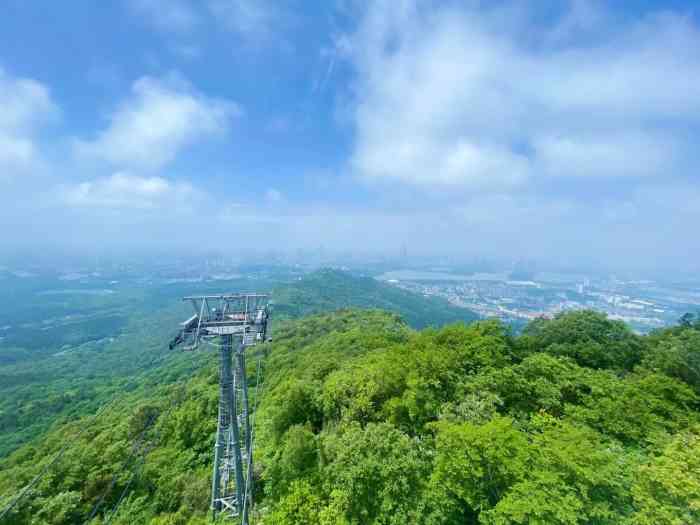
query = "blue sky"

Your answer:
(1, 0), (699, 272)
